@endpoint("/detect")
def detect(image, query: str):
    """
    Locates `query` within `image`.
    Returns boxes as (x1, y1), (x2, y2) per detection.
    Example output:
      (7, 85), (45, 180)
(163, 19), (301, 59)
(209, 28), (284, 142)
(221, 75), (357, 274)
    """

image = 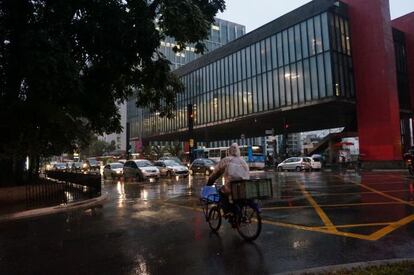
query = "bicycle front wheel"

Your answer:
(236, 204), (262, 241)
(208, 206), (222, 232)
